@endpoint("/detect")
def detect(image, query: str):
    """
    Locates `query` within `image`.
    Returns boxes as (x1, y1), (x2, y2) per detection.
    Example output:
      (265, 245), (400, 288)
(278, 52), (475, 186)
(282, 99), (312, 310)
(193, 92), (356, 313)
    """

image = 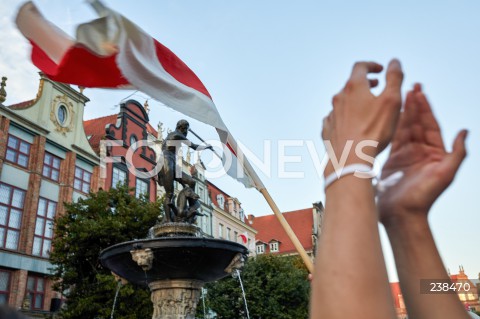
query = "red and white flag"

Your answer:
(16, 0), (264, 190)
(238, 232), (248, 245)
